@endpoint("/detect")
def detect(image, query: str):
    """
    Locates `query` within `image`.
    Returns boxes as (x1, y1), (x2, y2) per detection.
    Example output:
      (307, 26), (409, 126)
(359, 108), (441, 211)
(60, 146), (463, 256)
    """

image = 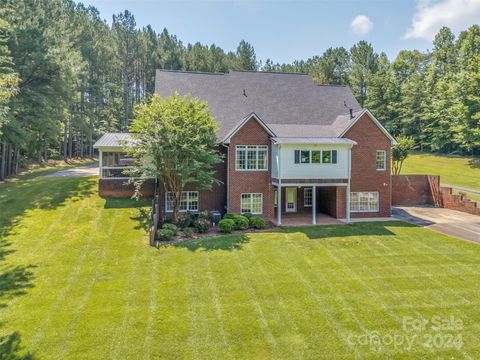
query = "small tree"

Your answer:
(392, 136), (415, 175)
(128, 93), (222, 222)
